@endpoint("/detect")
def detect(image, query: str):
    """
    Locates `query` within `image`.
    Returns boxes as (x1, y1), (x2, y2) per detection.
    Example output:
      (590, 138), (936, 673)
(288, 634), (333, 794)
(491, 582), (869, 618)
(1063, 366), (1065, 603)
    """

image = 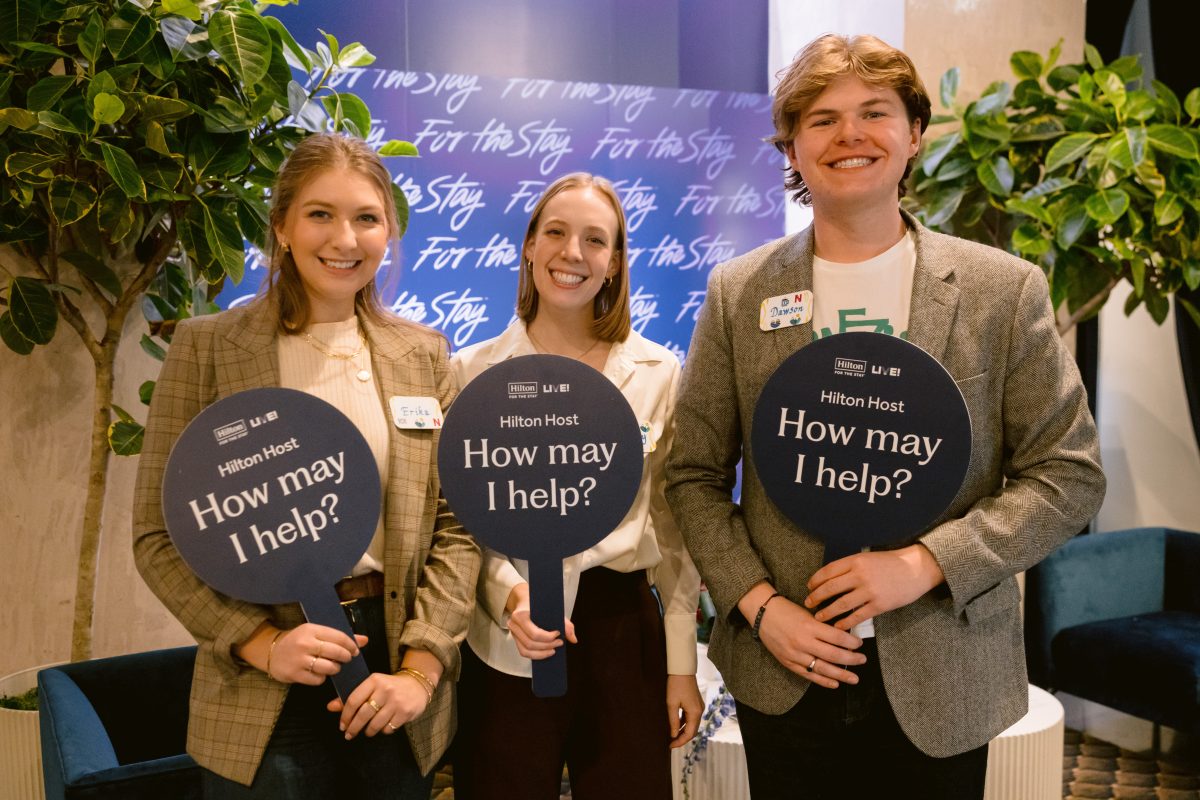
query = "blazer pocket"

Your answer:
(963, 577), (1019, 626)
